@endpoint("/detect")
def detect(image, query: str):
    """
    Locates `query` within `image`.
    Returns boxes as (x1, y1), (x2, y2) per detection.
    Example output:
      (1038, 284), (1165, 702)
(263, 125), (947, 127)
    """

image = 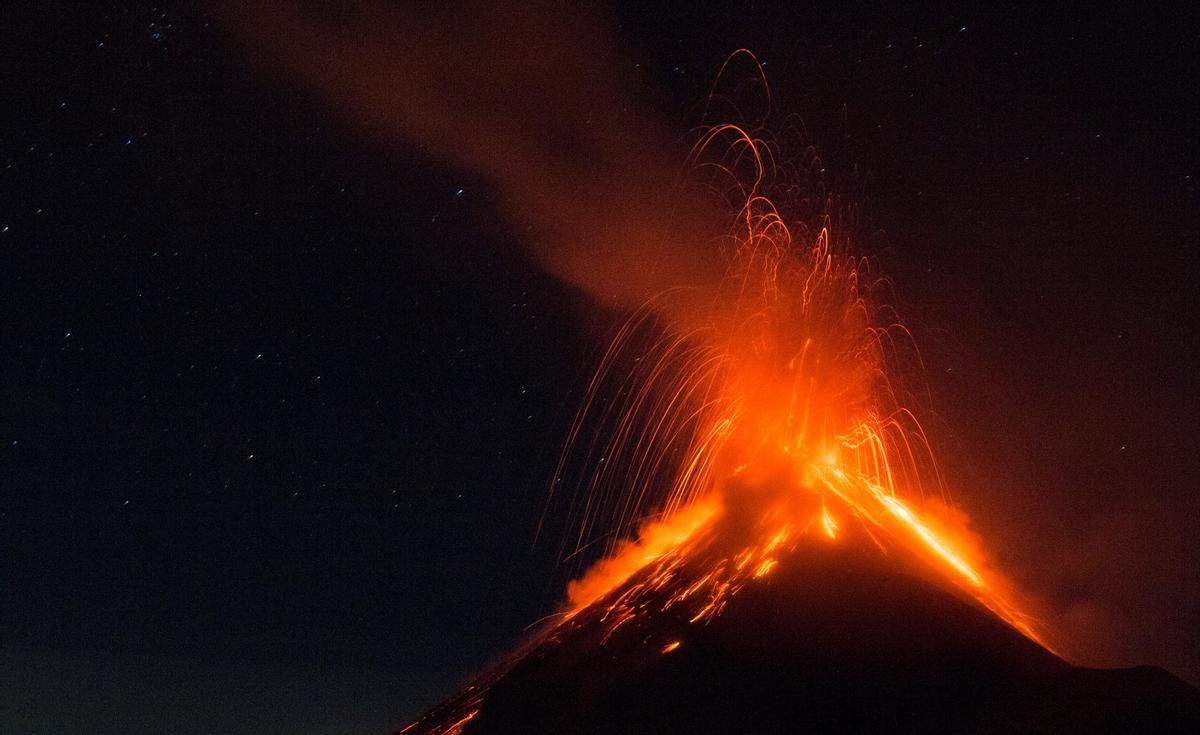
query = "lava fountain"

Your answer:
(545, 116), (1054, 652)
(404, 57), (1058, 735)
